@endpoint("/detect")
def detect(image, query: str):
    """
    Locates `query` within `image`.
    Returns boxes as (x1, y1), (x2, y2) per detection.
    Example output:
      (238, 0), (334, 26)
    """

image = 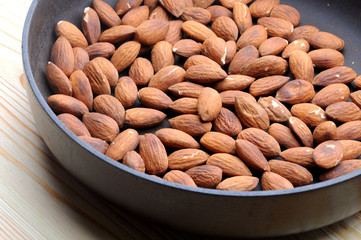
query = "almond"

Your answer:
(235, 139), (270, 172)
(111, 41), (141, 72)
(249, 75), (289, 97)
(289, 116), (314, 147)
(313, 140), (343, 169)
(83, 112), (119, 142)
(186, 165), (222, 188)
(73, 47), (89, 71)
(326, 102), (361, 122)
(129, 57), (154, 86)
(320, 160), (361, 181)
(276, 79), (315, 104)
(85, 42), (115, 59)
(280, 147), (314, 167)
(170, 97), (198, 114)
(269, 160), (313, 186)
(159, 0), (186, 17)
(185, 64), (227, 84)
(82, 7), (101, 44)
(149, 6), (171, 20)
(236, 25), (268, 49)
(123, 151), (146, 173)
(58, 113), (91, 137)
(281, 39), (310, 58)
(225, 40), (237, 64)
(91, 57), (118, 87)
(48, 94), (89, 117)
(238, 128), (281, 157)
(258, 17), (294, 39)
(219, 0), (252, 9)
(240, 56), (288, 78)
(201, 37), (228, 66)
(193, 0), (215, 8)
(289, 50), (314, 82)
(50, 36), (74, 77)
(79, 135), (109, 154)
(55, 21), (88, 48)
(340, 140), (361, 160)
(168, 82), (205, 98)
(213, 108), (243, 137)
(261, 172), (294, 190)
(351, 90), (361, 109)
(122, 6), (149, 27)
(181, 7), (212, 25)
(233, 3), (252, 34)
(144, 0), (159, 12)
(213, 75), (255, 92)
(148, 65), (186, 91)
(184, 55), (220, 70)
(99, 25), (136, 43)
(163, 170), (197, 187)
(313, 121), (337, 145)
(206, 153), (251, 176)
(307, 31), (345, 51)
(258, 37), (288, 56)
(228, 45), (259, 74)
(354, 76), (361, 89)
(270, 4), (300, 26)
(312, 83), (350, 108)
(200, 132), (236, 154)
(114, 76), (138, 108)
(258, 97), (291, 122)
(335, 121), (361, 141)
(312, 66), (357, 86)
(168, 149), (210, 170)
(182, 20), (218, 42)
(155, 128), (200, 149)
(207, 5), (233, 23)
(94, 95), (125, 127)
(105, 129), (139, 161)
(164, 20), (183, 45)
(290, 103), (327, 128)
(150, 41), (174, 72)
(115, 0), (142, 16)
(139, 133), (168, 175)
(138, 87), (173, 110)
(136, 19), (169, 45)
(125, 108), (166, 128)
(249, 0), (280, 19)
(70, 70), (93, 110)
(268, 123), (301, 149)
(169, 114), (212, 137)
(308, 49), (344, 69)
(212, 16), (238, 41)
(220, 90), (254, 108)
(46, 62), (72, 96)
(93, 0), (121, 27)
(173, 39), (202, 58)
(288, 25), (319, 42)
(198, 87), (222, 121)
(216, 176), (259, 191)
